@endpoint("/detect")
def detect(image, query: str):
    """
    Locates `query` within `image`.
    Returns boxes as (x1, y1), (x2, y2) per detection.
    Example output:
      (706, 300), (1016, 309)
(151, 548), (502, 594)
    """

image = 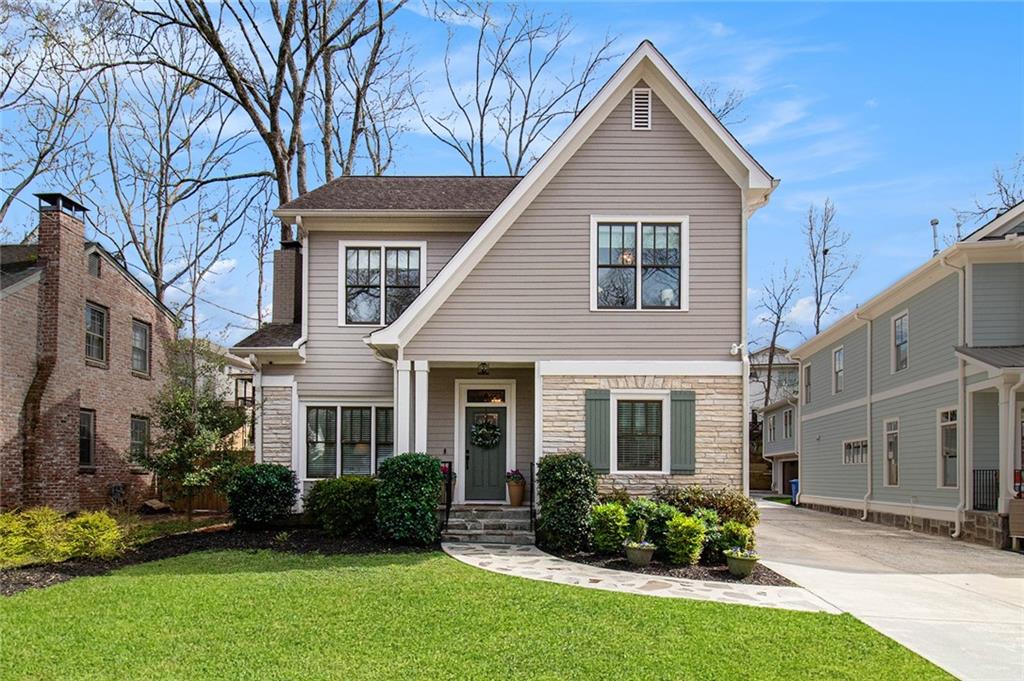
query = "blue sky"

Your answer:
(9, 2), (1022, 349)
